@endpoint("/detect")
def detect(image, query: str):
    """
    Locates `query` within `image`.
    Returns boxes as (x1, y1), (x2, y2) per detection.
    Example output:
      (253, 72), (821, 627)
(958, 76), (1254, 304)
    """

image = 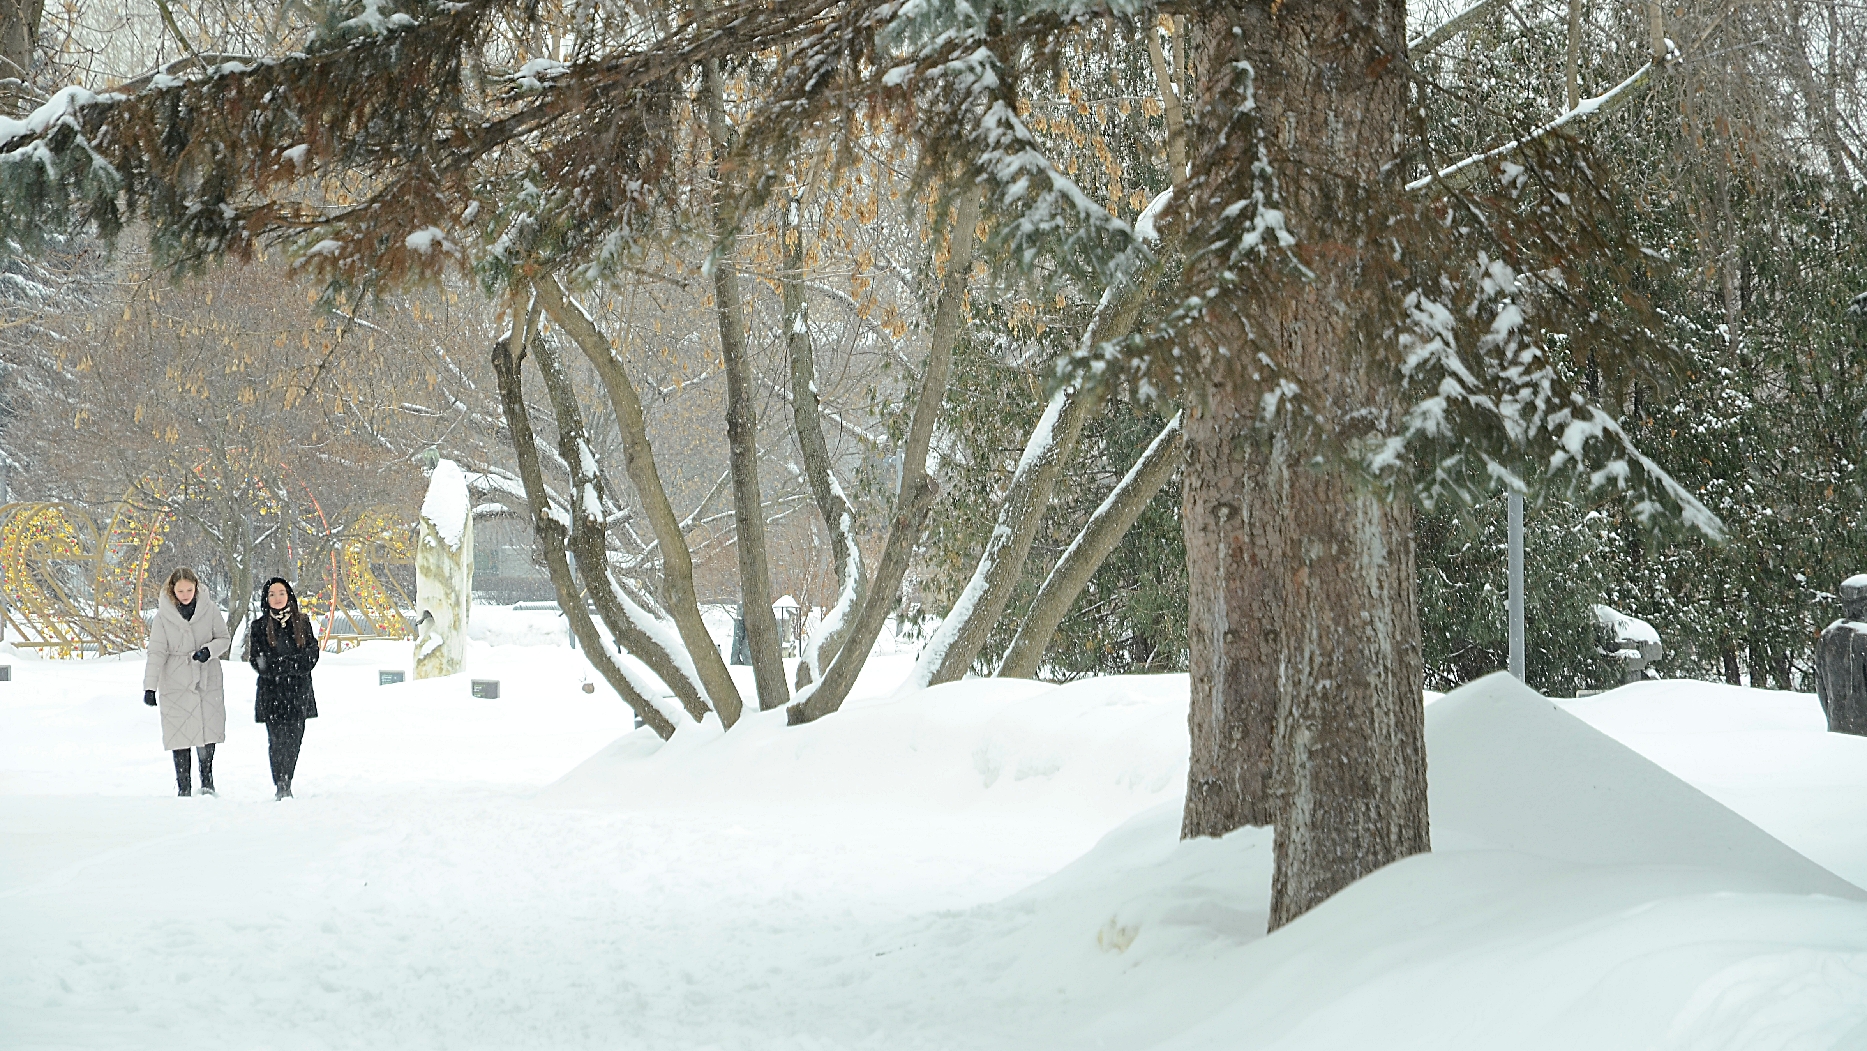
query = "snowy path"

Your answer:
(4, 793), (1079, 1049)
